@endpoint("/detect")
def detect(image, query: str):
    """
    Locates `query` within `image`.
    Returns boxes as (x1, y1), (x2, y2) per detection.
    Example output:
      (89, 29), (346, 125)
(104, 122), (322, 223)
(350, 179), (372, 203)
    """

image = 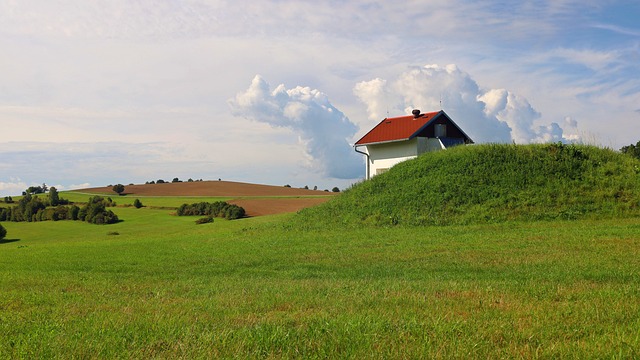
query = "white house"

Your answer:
(354, 110), (473, 179)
